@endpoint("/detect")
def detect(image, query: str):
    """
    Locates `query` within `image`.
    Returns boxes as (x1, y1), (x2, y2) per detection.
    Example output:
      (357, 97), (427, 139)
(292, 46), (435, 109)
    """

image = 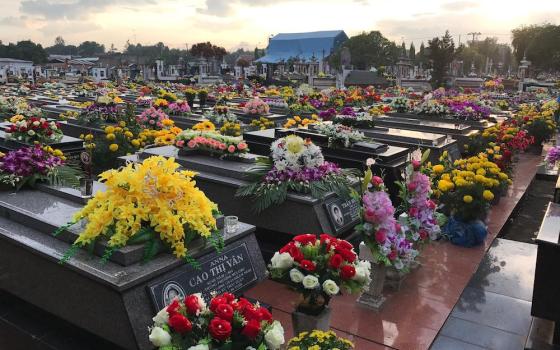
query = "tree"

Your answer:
(512, 24), (560, 72)
(329, 31), (399, 70)
(124, 42), (191, 65)
(400, 42), (407, 57)
(45, 36), (78, 56)
(409, 43), (416, 60)
(0, 40), (48, 63)
(78, 41), (105, 56)
(54, 36), (65, 46)
(427, 31), (455, 88)
(455, 37), (513, 75)
(190, 42), (227, 59)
